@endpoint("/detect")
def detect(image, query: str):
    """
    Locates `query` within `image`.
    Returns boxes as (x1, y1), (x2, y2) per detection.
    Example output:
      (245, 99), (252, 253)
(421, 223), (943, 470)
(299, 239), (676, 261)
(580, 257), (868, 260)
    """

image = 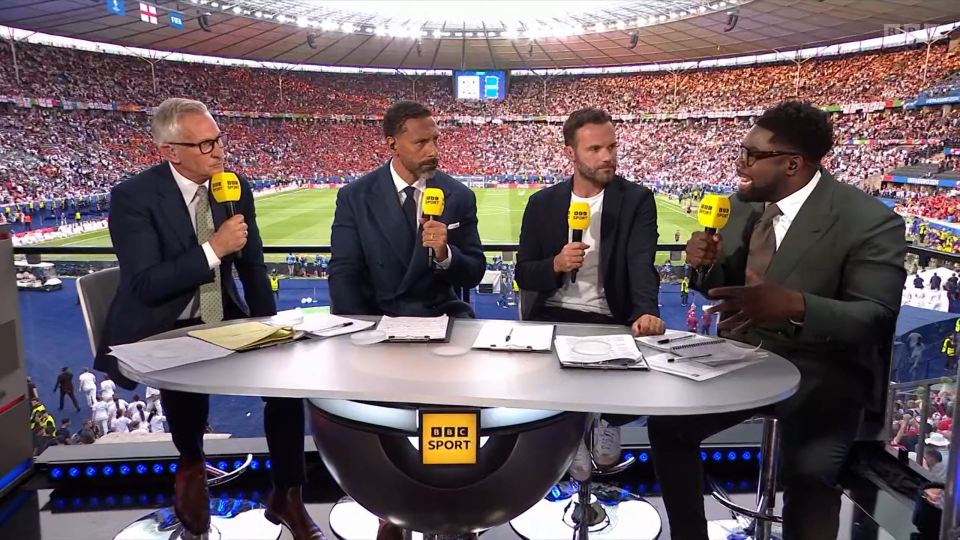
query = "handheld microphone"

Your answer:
(695, 194), (731, 279)
(696, 194), (731, 235)
(567, 202), (590, 283)
(211, 171), (243, 258)
(421, 187), (445, 266)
